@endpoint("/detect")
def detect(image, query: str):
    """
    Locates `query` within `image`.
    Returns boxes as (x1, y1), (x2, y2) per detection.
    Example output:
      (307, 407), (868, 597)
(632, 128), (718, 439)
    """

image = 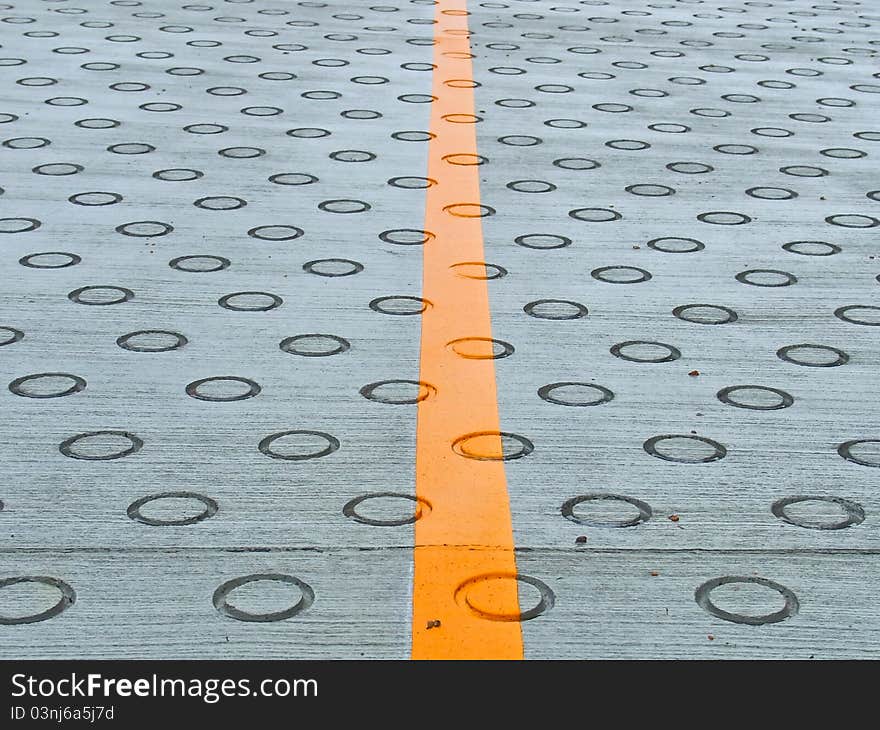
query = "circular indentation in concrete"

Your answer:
(443, 202), (495, 218)
(108, 142), (155, 156)
(507, 179), (556, 193)
(717, 385), (793, 410)
(745, 186), (797, 200)
(443, 113), (482, 124)
(330, 149), (376, 163)
(626, 183), (675, 197)
(258, 430), (339, 461)
(169, 255), (230, 272)
(673, 304), (738, 325)
(592, 265), (652, 284)
(820, 147), (865, 160)
(387, 176), (435, 189)
(0, 327), (24, 347)
(553, 157), (600, 170)
(648, 237), (704, 254)
(449, 262), (507, 280)
(782, 241), (840, 256)
(213, 573), (314, 622)
(442, 152), (486, 166)
(514, 233), (571, 249)
(287, 127), (330, 139)
(771, 496), (864, 530)
(194, 195), (246, 211)
(825, 214), (878, 228)
(776, 344), (848, 367)
(561, 493), (652, 527)
(698, 211), (751, 225)
(33, 163), (84, 176)
(448, 337), (514, 360)
(780, 166), (828, 178)
(68, 286), (133, 305)
(117, 330), (187, 352)
(523, 299), (588, 320)
(218, 292), (282, 312)
(369, 296), (429, 315)
(649, 123), (691, 134)
(644, 434), (726, 463)
(248, 225), (303, 241)
(153, 168), (203, 182)
(127, 491), (218, 526)
(19, 251), (81, 268)
(538, 382), (613, 407)
(140, 101), (182, 112)
(69, 191), (122, 207)
(834, 305), (880, 326)
(218, 146), (266, 159)
(0, 218), (41, 233)
(691, 108), (729, 118)
(452, 431), (533, 461)
(455, 573), (554, 621)
(595, 102), (633, 113)
(735, 269), (796, 287)
(838, 439), (880, 467)
(391, 130), (434, 142)
(752, 127), (792, 138)
(342, 109), (381, 120)
(695, 576), (798, 625)
(318, 199), (371, 214)
(186, 376), (260, 402)
(0, 576), (75, 625)
(302, 258), (363, 277)
(606, 139), (650, 150)
(379, 228), (434, 246)
(666, 161), (713, 174)
(359, 380), (436, 405)
(496, 98), (534, 108)
(184, 123), (227, 134)
(611, 340), (680, 363)
(115, 221), (173, 237)
(280, 334), (350, 358)
(569, 207), (621, 222)
(9, 373), (86, 398)
(713, 144), (757, 155)
(342, 492), (430, 526)
(4, 137), (50, 149)
(60, 430), (143, 460)
(269, 172), (318, 186)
